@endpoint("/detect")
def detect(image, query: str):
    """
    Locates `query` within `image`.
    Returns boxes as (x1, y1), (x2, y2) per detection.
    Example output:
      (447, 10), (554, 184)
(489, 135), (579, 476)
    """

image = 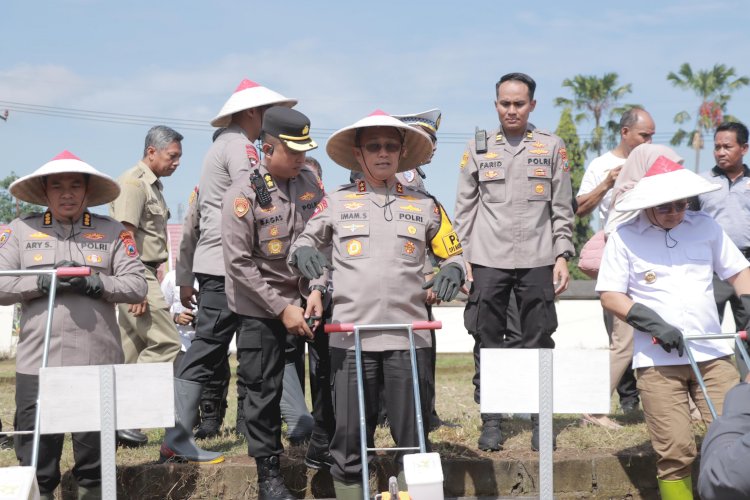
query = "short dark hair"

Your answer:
(305, 156), (322, 178)
(496, 73), (537, 100)
(619, 107), (646, 129)
(715, 121), (749, 146)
